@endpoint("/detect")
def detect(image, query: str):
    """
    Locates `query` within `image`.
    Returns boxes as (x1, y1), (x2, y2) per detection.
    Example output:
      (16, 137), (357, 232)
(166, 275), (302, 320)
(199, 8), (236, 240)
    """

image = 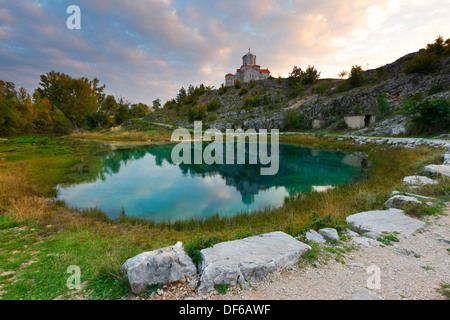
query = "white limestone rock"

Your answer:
(318, 228), (340, 242)
(384, 195), (421, 209)
(444, 152), (450, 165)
(346, 208), (427, 237)
(423, 165), (450, 177)
(197, 232), (311, 295)
(403, 176), (438, 186)
(121, 242), (197, 294)
(305, 229), (326, 243)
